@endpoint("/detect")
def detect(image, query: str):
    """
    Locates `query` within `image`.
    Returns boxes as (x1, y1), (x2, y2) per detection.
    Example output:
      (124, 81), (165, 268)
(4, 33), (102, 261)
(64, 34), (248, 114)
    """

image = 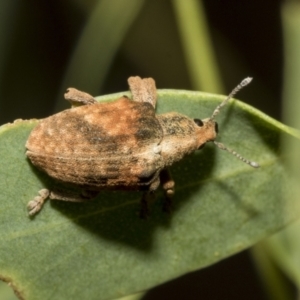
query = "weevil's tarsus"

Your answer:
(64, 88), (97, 107)
(128, 76), (157, 108)
(27, 189), (50, 216)
(214, 141), (260, 168)
(210, 77), (253, 120)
